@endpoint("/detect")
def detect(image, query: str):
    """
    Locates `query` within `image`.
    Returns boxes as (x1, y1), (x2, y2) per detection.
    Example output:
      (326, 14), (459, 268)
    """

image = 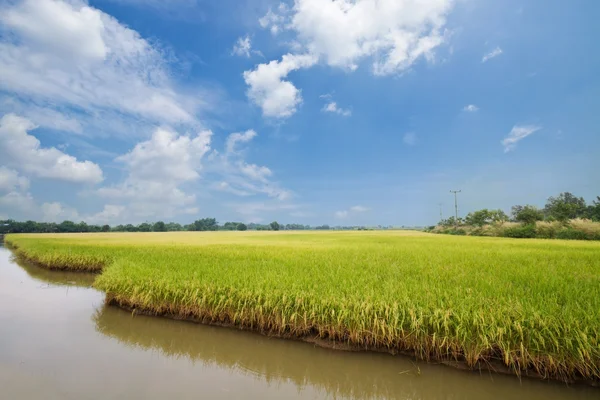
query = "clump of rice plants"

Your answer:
(5, 231), (600, 382)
